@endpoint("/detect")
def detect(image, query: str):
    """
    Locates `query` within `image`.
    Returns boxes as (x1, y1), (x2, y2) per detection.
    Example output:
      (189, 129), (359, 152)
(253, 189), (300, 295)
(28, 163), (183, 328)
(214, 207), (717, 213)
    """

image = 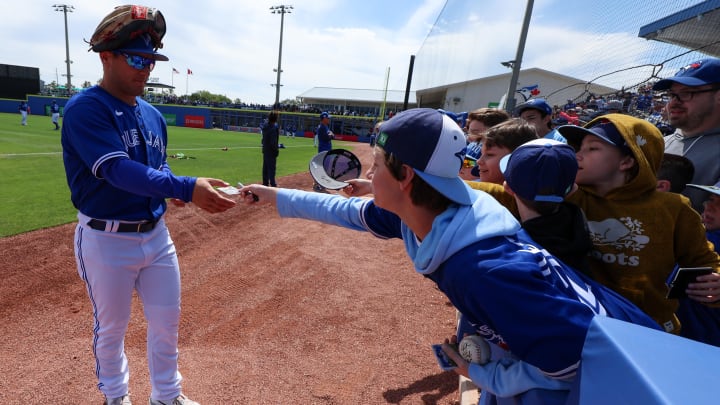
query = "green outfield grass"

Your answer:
(0, 112), (336, 237)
